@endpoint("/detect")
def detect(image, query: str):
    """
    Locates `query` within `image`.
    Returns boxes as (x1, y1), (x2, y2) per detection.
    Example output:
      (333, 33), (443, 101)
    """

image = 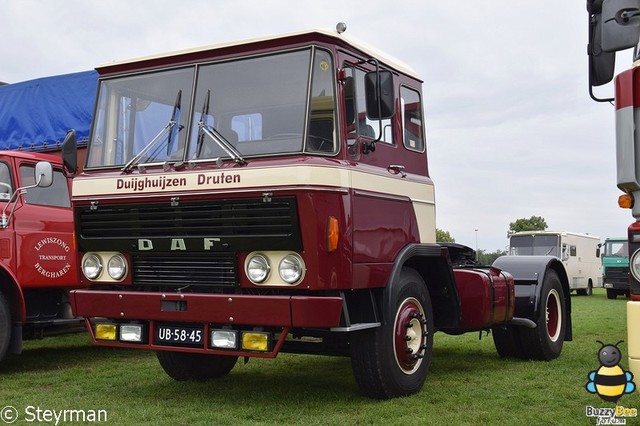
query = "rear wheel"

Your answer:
(156, 351), (238, 381)
(0, 293), (9, 363)
(519, 270), (566, 360)
(607, 289), (617, 300)
(350, 267), (433, 399)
